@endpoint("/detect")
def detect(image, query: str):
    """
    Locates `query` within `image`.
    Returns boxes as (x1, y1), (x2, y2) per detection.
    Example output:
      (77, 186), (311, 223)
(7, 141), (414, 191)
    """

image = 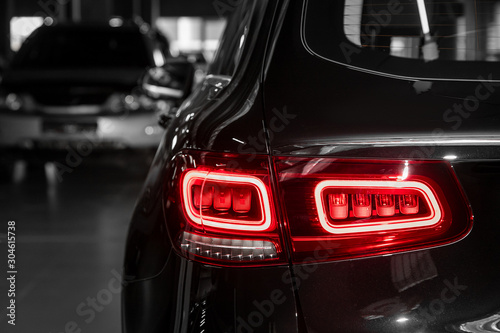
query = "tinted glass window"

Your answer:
(303, 0), (500, 80)
(12, 27), (151, 69)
